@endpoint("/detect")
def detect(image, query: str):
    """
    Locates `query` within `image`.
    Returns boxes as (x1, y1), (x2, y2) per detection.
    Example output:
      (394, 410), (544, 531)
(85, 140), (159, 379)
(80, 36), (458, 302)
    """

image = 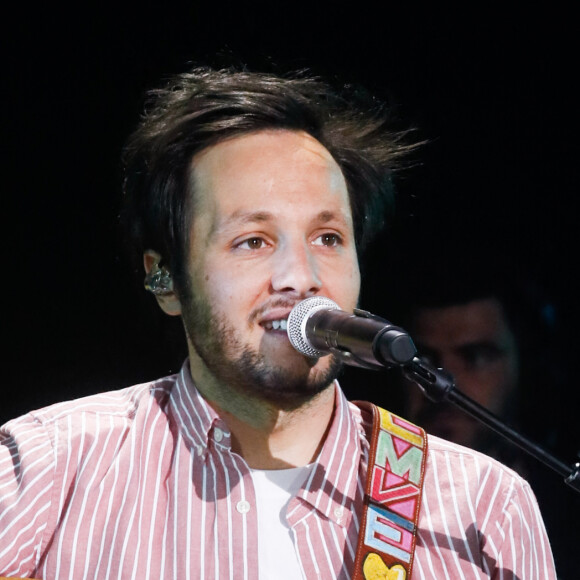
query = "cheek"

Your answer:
(339, 256), (361, 305)
(470, 365), (515, 410)
(204, 262), (264, 306)
(352, 261), (361, 291)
